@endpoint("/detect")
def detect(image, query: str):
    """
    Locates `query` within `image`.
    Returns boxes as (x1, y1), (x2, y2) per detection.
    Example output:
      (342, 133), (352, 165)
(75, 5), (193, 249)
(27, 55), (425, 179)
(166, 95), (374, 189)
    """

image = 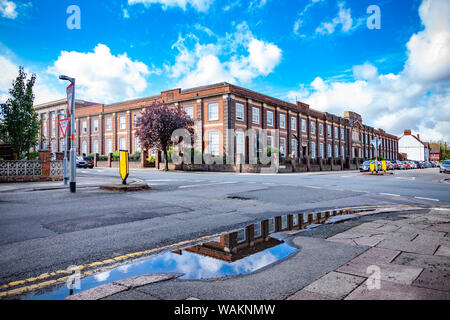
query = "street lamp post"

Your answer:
(59, 75), (76, 193)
